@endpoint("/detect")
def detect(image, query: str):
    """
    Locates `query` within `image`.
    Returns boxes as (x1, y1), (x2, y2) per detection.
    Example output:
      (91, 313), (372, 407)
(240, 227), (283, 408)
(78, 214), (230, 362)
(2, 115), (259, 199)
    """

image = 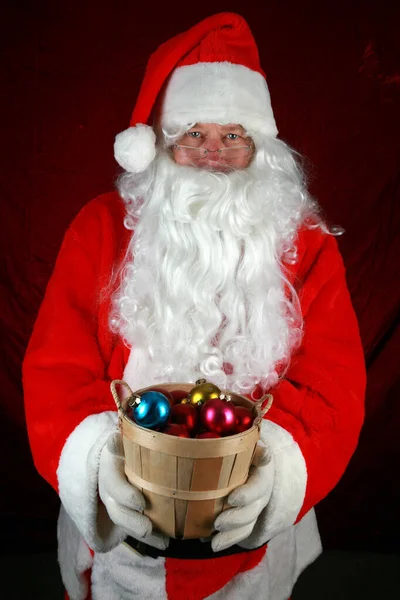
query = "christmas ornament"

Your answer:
(170, 389), (190, 403)
(188, 379), (221, 407)
(196, 432), (221, 439)
(129, 391), (170, 429)
(162, 423), (190, 438)
(200, 397), (236, 435)
(150, 387), (176, 407)
(234, 406), (254, 433)
(171, 403), (198, 435)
